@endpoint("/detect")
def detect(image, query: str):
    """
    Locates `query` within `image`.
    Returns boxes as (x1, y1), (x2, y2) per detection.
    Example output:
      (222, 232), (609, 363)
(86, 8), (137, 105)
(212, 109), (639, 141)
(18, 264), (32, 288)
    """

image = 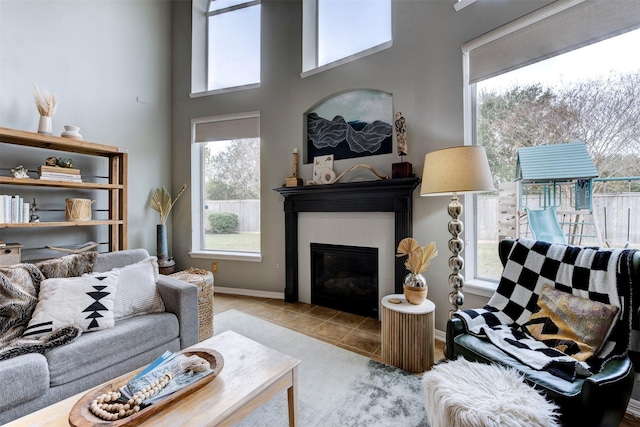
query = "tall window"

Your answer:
(191, 112), (261, 260)
(302, 0), (392, 74)
(207, 0), (261, 91)
(463, 1), (640, 287)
